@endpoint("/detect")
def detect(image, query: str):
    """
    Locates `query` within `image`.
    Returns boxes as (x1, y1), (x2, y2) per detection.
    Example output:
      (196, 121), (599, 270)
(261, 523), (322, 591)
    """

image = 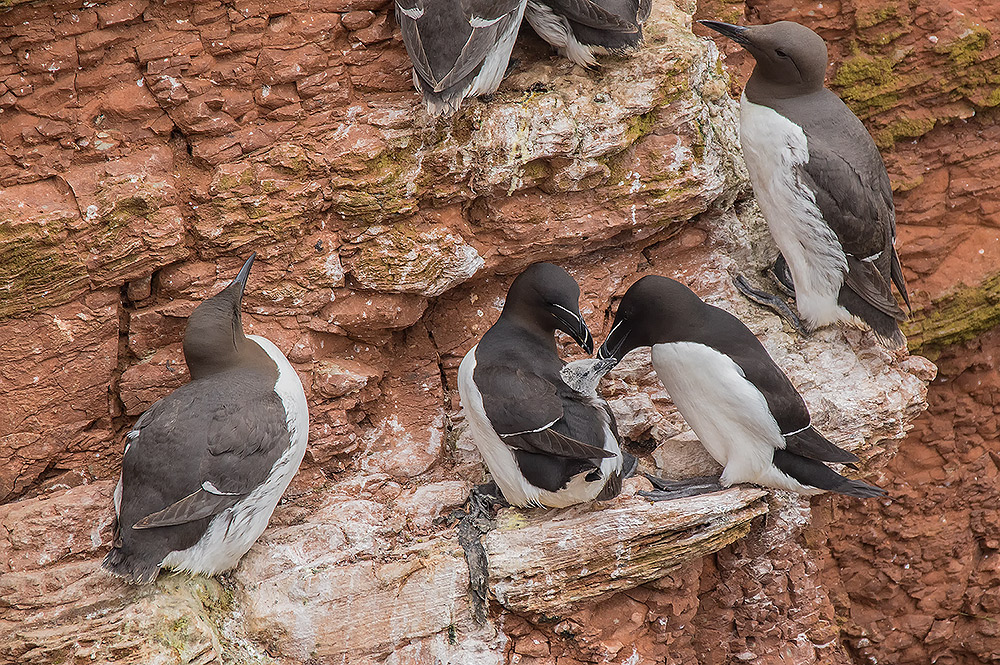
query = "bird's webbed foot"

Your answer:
(639, 473), (725, 501)
(733, 272), (809, 336)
